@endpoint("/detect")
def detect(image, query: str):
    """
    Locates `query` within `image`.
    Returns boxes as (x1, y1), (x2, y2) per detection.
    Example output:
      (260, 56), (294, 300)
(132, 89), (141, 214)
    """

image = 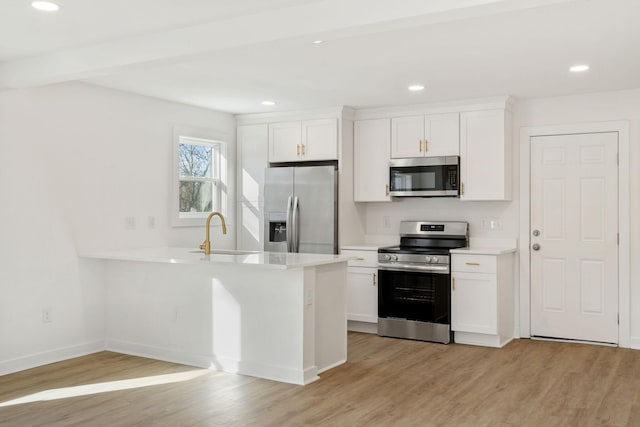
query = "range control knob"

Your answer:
(391, 254), (398, 262)
(384, 254), (392, 261)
